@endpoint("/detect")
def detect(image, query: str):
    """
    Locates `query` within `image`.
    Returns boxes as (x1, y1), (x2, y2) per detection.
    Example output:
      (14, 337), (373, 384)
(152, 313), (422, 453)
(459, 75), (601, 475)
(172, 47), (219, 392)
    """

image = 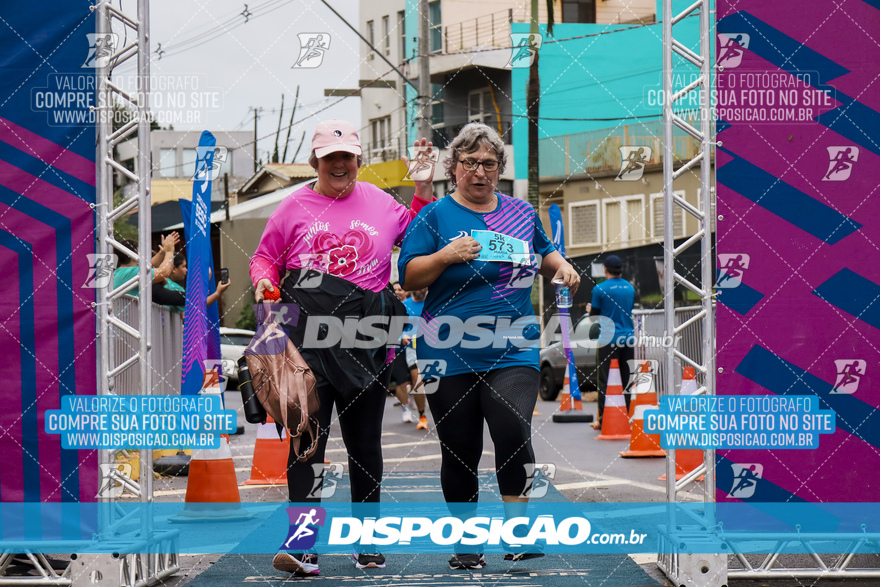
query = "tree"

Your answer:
(527, 0), (554, 209)
(270, 87), (308, 164)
